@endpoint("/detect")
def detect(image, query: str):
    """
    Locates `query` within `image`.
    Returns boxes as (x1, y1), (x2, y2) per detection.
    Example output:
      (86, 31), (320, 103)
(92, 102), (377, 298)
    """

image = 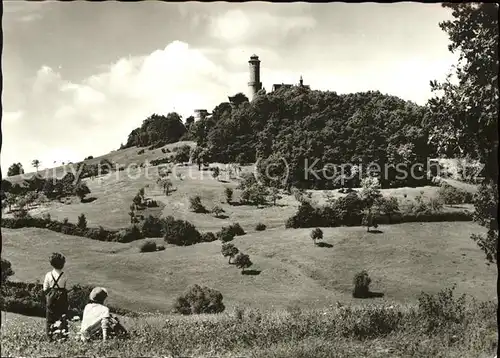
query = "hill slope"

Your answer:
(2, 221), (495, 314)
